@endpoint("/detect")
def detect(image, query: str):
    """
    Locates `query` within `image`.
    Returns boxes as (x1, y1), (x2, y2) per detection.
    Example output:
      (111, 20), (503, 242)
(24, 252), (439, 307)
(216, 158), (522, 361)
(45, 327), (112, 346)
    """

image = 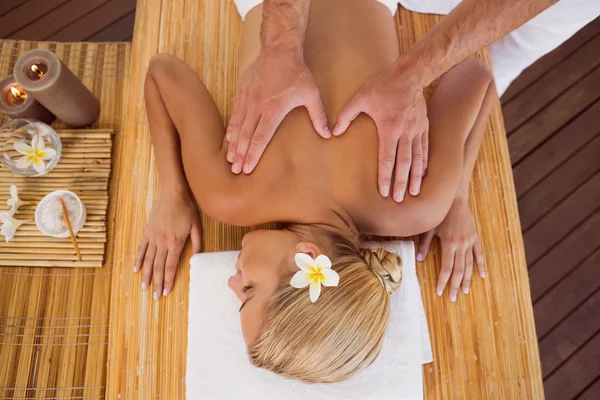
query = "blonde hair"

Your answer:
(248, 232), (402, 383)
